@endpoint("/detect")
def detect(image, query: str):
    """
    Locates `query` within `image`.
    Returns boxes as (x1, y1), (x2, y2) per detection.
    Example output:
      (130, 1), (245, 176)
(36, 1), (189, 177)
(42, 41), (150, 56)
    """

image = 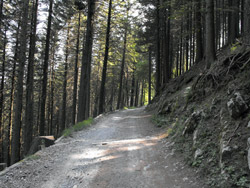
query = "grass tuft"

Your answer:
(63, 117), (94, 138)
